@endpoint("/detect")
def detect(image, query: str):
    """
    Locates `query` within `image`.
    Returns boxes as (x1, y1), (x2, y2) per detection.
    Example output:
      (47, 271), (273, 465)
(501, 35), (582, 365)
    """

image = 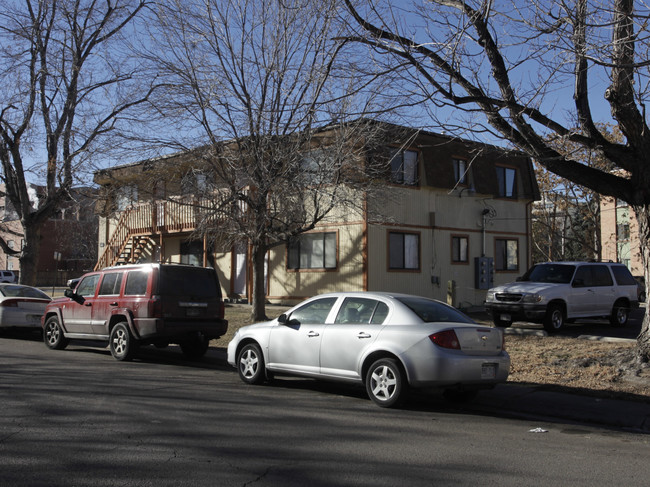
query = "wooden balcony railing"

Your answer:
(95, 197), (221, 269)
